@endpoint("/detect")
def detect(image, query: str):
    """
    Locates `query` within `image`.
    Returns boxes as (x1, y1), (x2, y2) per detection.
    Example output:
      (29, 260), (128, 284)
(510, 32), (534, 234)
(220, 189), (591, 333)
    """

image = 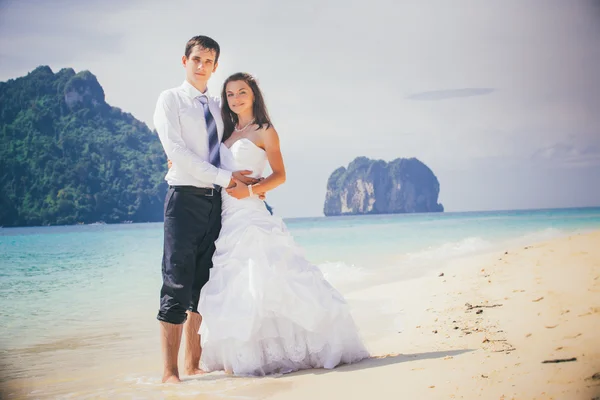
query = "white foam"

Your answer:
(407, 236), (493, 262)
(317, 261), (371, 287)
